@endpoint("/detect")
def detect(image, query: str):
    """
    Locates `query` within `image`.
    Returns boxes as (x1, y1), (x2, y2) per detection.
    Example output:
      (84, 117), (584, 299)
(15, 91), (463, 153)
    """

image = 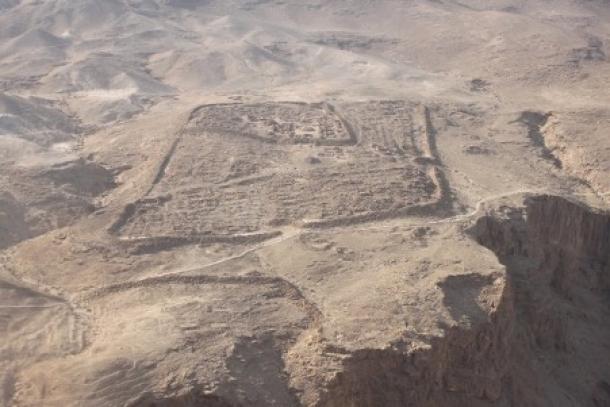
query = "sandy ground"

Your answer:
(0, 1), (609, 406)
